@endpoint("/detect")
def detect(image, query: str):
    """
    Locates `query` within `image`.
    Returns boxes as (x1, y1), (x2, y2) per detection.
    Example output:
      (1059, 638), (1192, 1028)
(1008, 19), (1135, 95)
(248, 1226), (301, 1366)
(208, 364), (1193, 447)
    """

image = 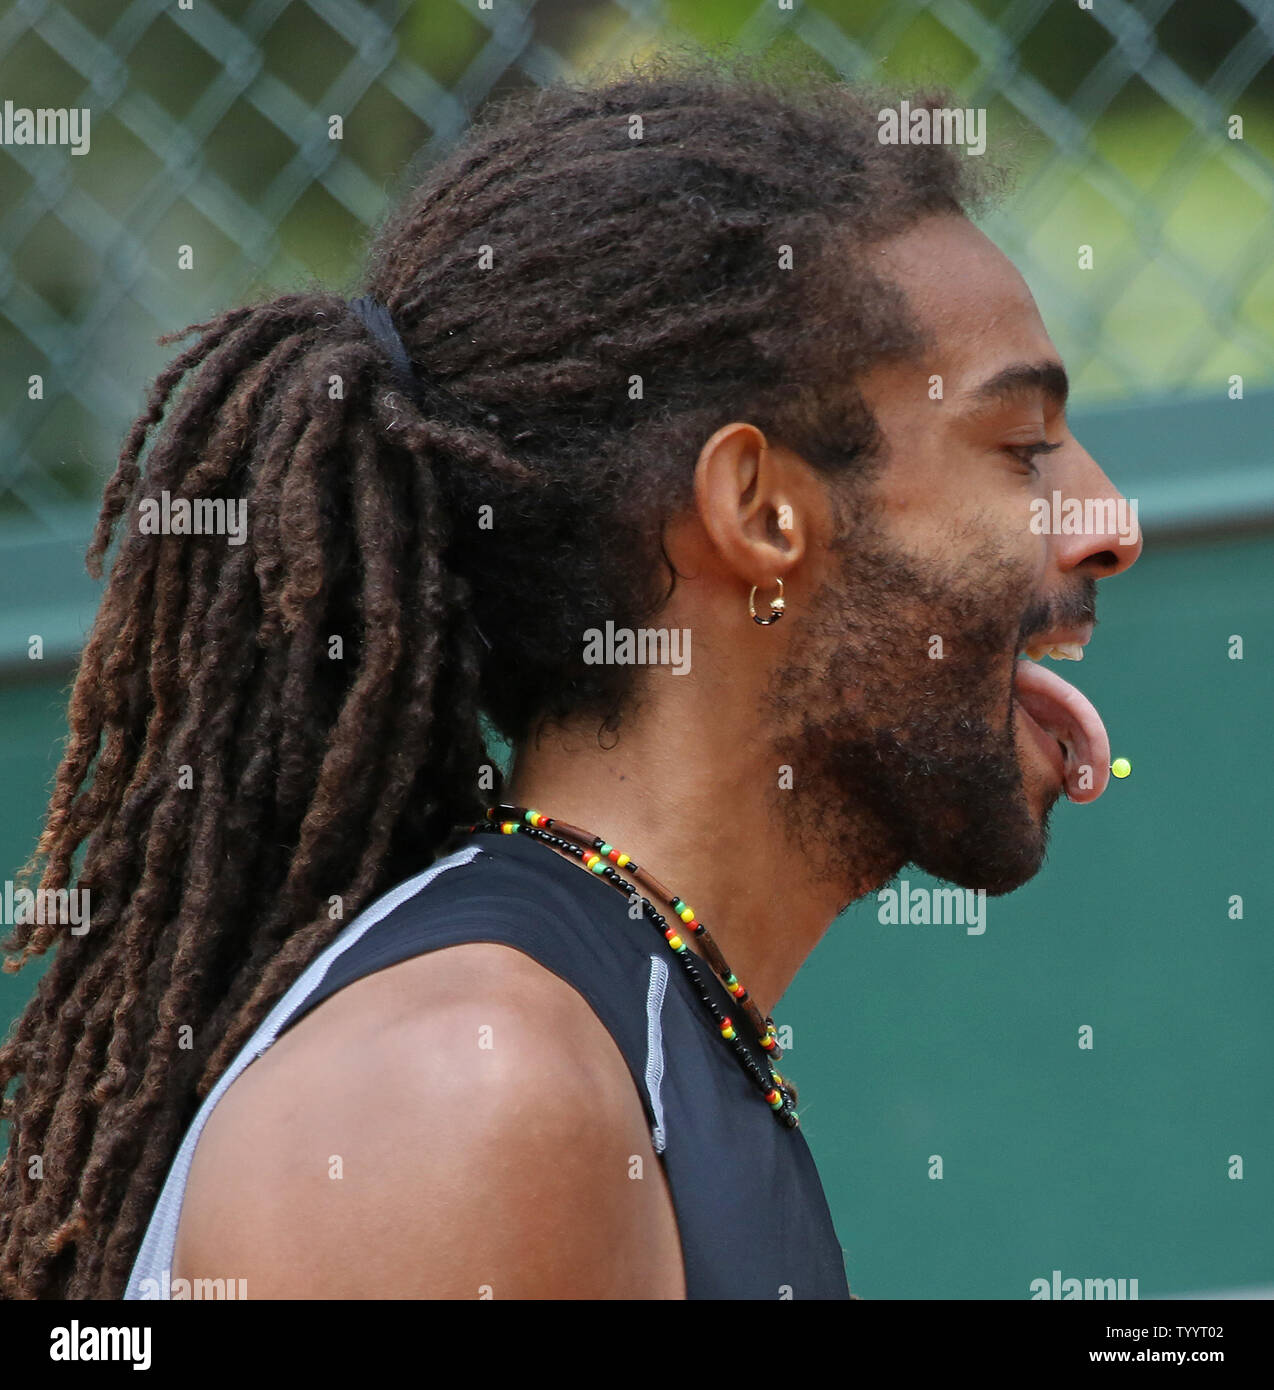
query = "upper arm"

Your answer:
(174, 943), (683, 1299)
